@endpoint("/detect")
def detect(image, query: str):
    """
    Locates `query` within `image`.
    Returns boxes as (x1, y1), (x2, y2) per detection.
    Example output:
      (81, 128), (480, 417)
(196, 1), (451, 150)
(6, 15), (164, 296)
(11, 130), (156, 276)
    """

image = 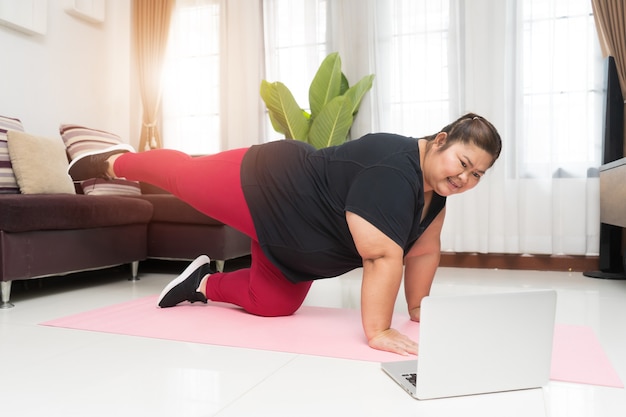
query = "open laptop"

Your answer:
(381, 289), (557, 400)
